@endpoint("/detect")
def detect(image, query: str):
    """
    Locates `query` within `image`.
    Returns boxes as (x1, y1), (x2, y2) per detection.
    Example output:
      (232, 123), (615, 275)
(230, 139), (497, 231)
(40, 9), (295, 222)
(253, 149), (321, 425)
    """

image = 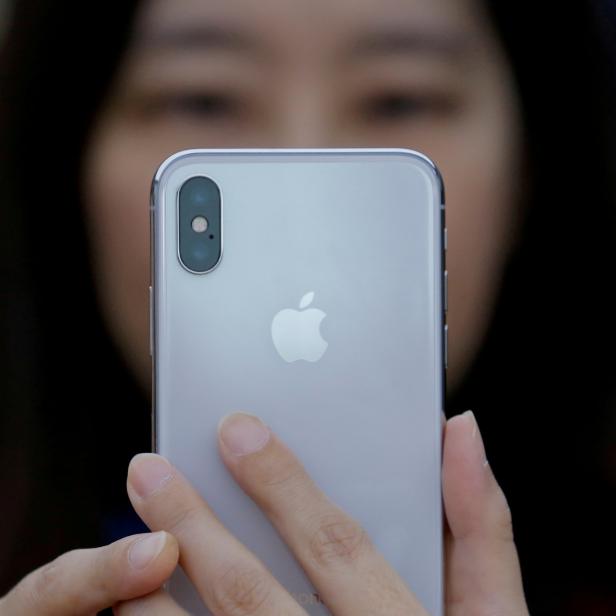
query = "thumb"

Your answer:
(0, 531), (178, 615)
(442, 411), (529, 615)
